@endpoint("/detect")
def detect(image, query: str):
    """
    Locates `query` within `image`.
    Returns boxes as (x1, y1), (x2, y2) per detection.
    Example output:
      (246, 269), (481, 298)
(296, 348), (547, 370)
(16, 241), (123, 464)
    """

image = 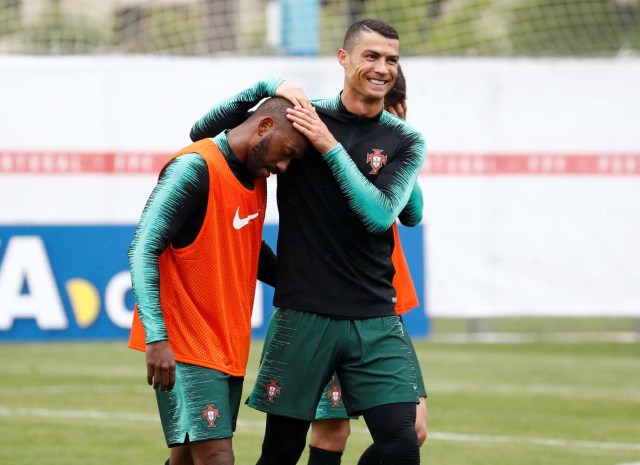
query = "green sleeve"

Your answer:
(398, 181), (423, 227)
(323, 133), (426, 234)
(128, 154), (207, 344)
(190, 77), (284, 141)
